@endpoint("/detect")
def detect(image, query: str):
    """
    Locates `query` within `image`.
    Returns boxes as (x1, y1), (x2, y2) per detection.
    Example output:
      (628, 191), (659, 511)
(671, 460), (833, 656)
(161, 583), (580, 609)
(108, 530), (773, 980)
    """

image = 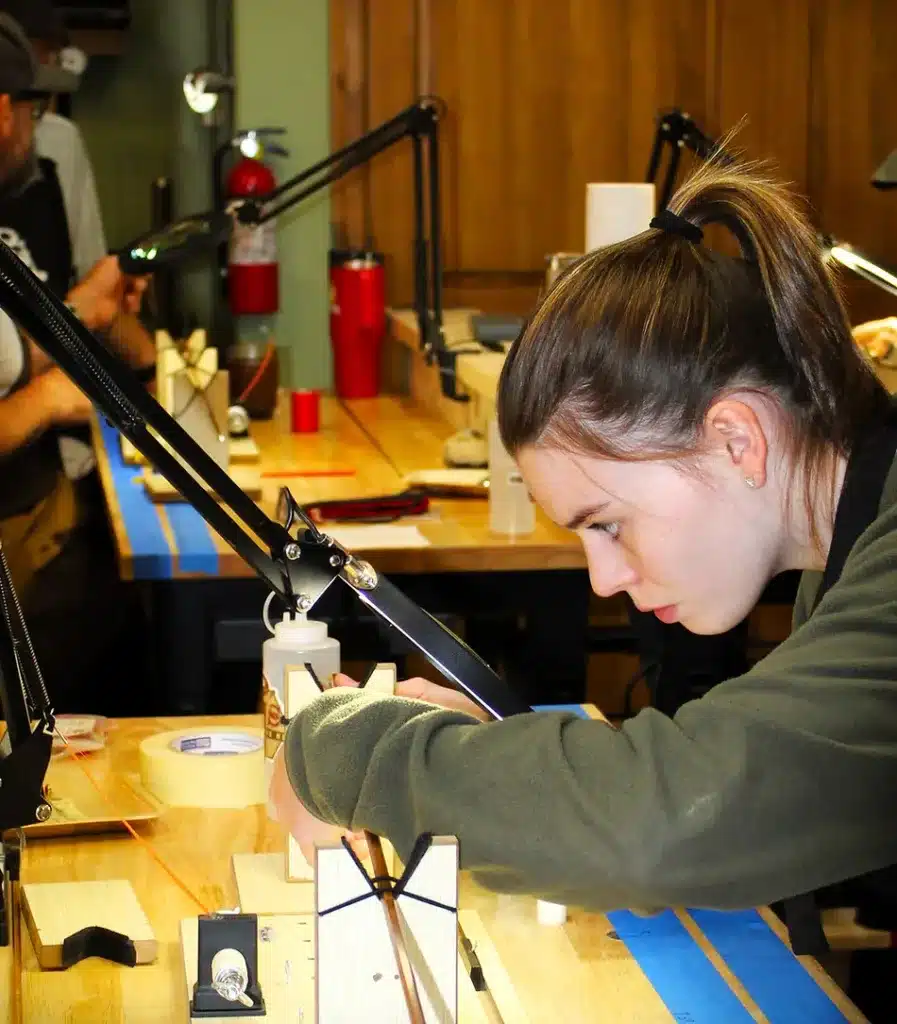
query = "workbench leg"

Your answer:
(150, 581), (213, 714)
